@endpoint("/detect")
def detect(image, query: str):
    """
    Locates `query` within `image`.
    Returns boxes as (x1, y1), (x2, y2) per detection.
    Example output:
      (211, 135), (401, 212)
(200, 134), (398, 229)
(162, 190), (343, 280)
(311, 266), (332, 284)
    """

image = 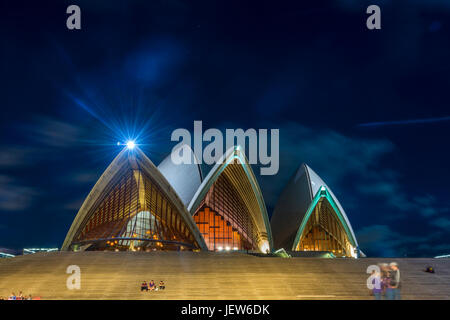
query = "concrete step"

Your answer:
(0, 252), (449, 300)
